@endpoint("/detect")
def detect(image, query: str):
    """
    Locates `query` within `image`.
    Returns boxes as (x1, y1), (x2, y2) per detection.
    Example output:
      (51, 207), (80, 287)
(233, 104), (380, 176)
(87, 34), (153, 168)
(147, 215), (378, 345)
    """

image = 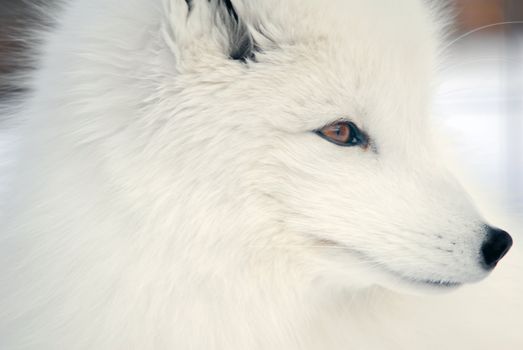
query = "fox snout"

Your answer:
(481, 227), (513, 270)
